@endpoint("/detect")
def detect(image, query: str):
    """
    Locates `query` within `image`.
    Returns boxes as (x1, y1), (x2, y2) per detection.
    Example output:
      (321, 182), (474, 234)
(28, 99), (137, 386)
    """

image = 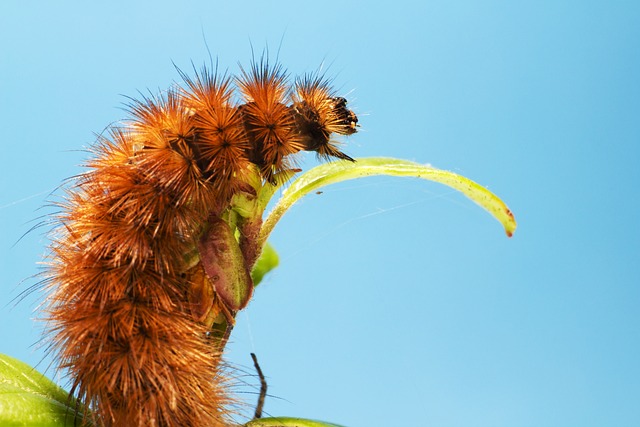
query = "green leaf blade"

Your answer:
(260, 157), (517, 247)
(0, 353), (87, 426)
(251, 242), (280, 286)
(245, 417), (346, 427)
